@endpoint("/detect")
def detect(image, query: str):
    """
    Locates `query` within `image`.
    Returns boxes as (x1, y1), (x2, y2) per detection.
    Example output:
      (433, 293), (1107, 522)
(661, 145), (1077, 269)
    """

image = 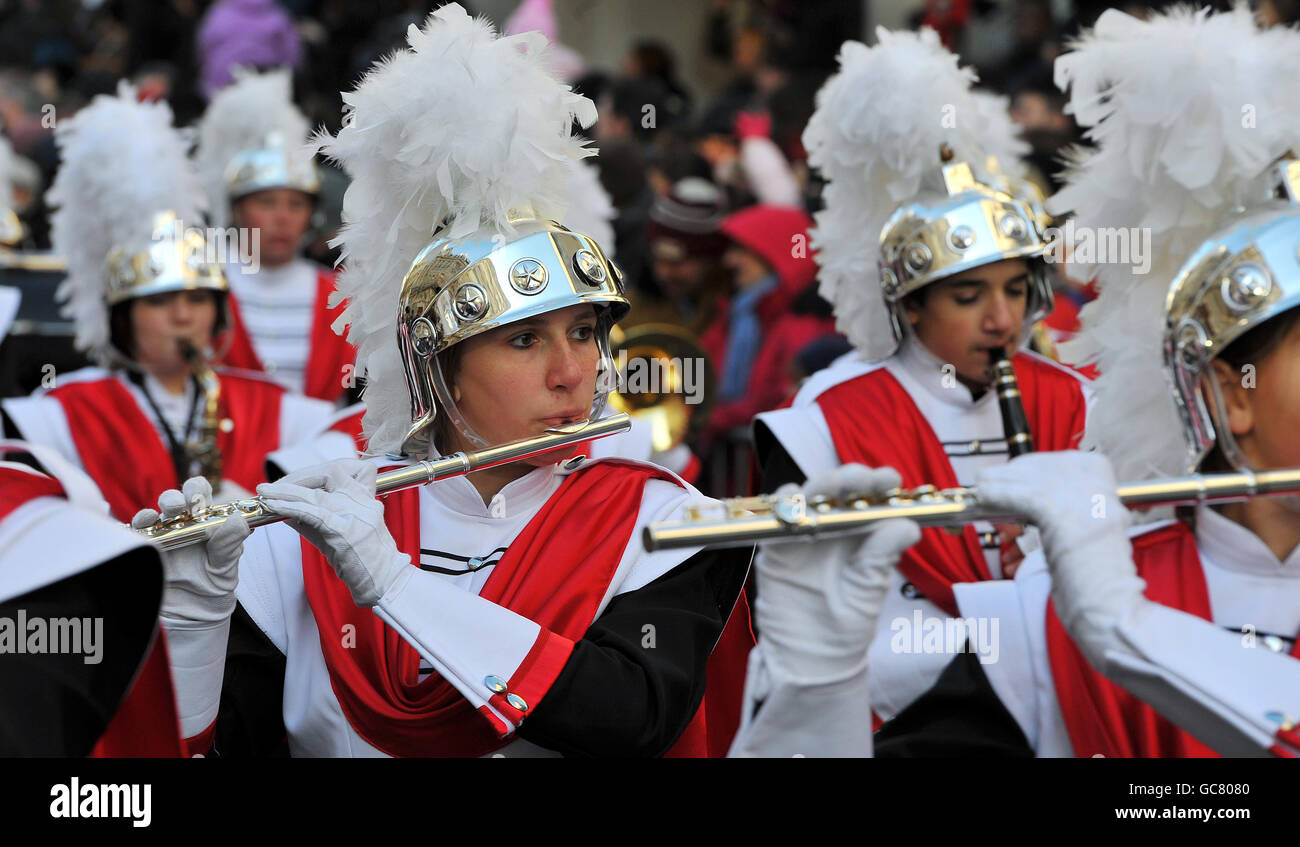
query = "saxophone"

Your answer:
(178, 340), (223, 487)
